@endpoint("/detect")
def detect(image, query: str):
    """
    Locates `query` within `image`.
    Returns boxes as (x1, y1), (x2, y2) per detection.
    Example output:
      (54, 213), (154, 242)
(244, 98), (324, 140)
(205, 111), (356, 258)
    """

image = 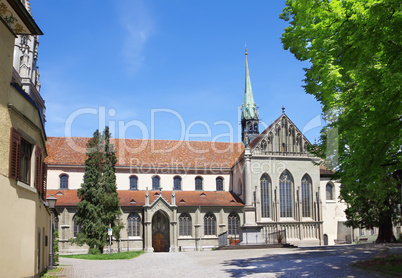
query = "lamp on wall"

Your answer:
(46, 195), (57, 270)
